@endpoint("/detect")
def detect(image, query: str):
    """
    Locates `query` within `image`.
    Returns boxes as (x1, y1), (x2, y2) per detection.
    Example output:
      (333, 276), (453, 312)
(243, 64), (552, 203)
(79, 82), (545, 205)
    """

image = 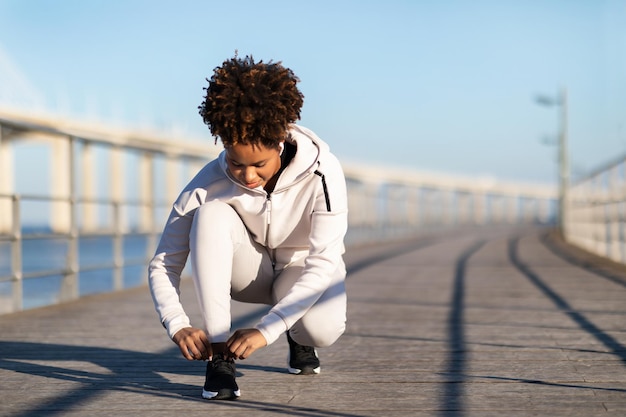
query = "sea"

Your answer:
(0, 225), (412, 313)
(0, 227), (154, 312)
